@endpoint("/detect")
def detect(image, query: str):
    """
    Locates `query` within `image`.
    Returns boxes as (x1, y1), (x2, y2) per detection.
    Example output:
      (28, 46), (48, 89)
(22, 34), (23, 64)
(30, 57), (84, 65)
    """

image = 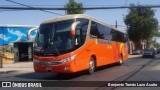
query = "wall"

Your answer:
(0, 26), (38, 63)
